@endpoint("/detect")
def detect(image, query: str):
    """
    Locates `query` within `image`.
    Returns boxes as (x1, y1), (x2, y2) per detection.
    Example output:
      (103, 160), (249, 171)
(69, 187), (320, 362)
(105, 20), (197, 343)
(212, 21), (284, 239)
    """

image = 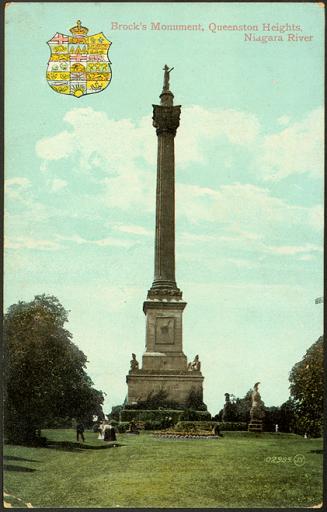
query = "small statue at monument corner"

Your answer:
(130, 353), (139, 371)
(188, 354), (201, 371)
